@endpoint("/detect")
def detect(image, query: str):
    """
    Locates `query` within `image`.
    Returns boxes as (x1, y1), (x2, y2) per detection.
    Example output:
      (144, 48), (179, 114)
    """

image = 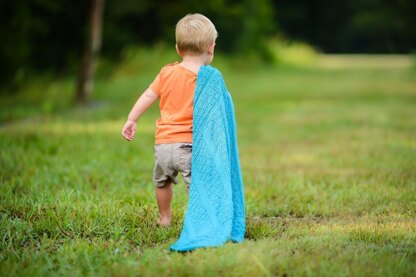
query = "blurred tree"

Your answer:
(75, 0), (105, 104)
